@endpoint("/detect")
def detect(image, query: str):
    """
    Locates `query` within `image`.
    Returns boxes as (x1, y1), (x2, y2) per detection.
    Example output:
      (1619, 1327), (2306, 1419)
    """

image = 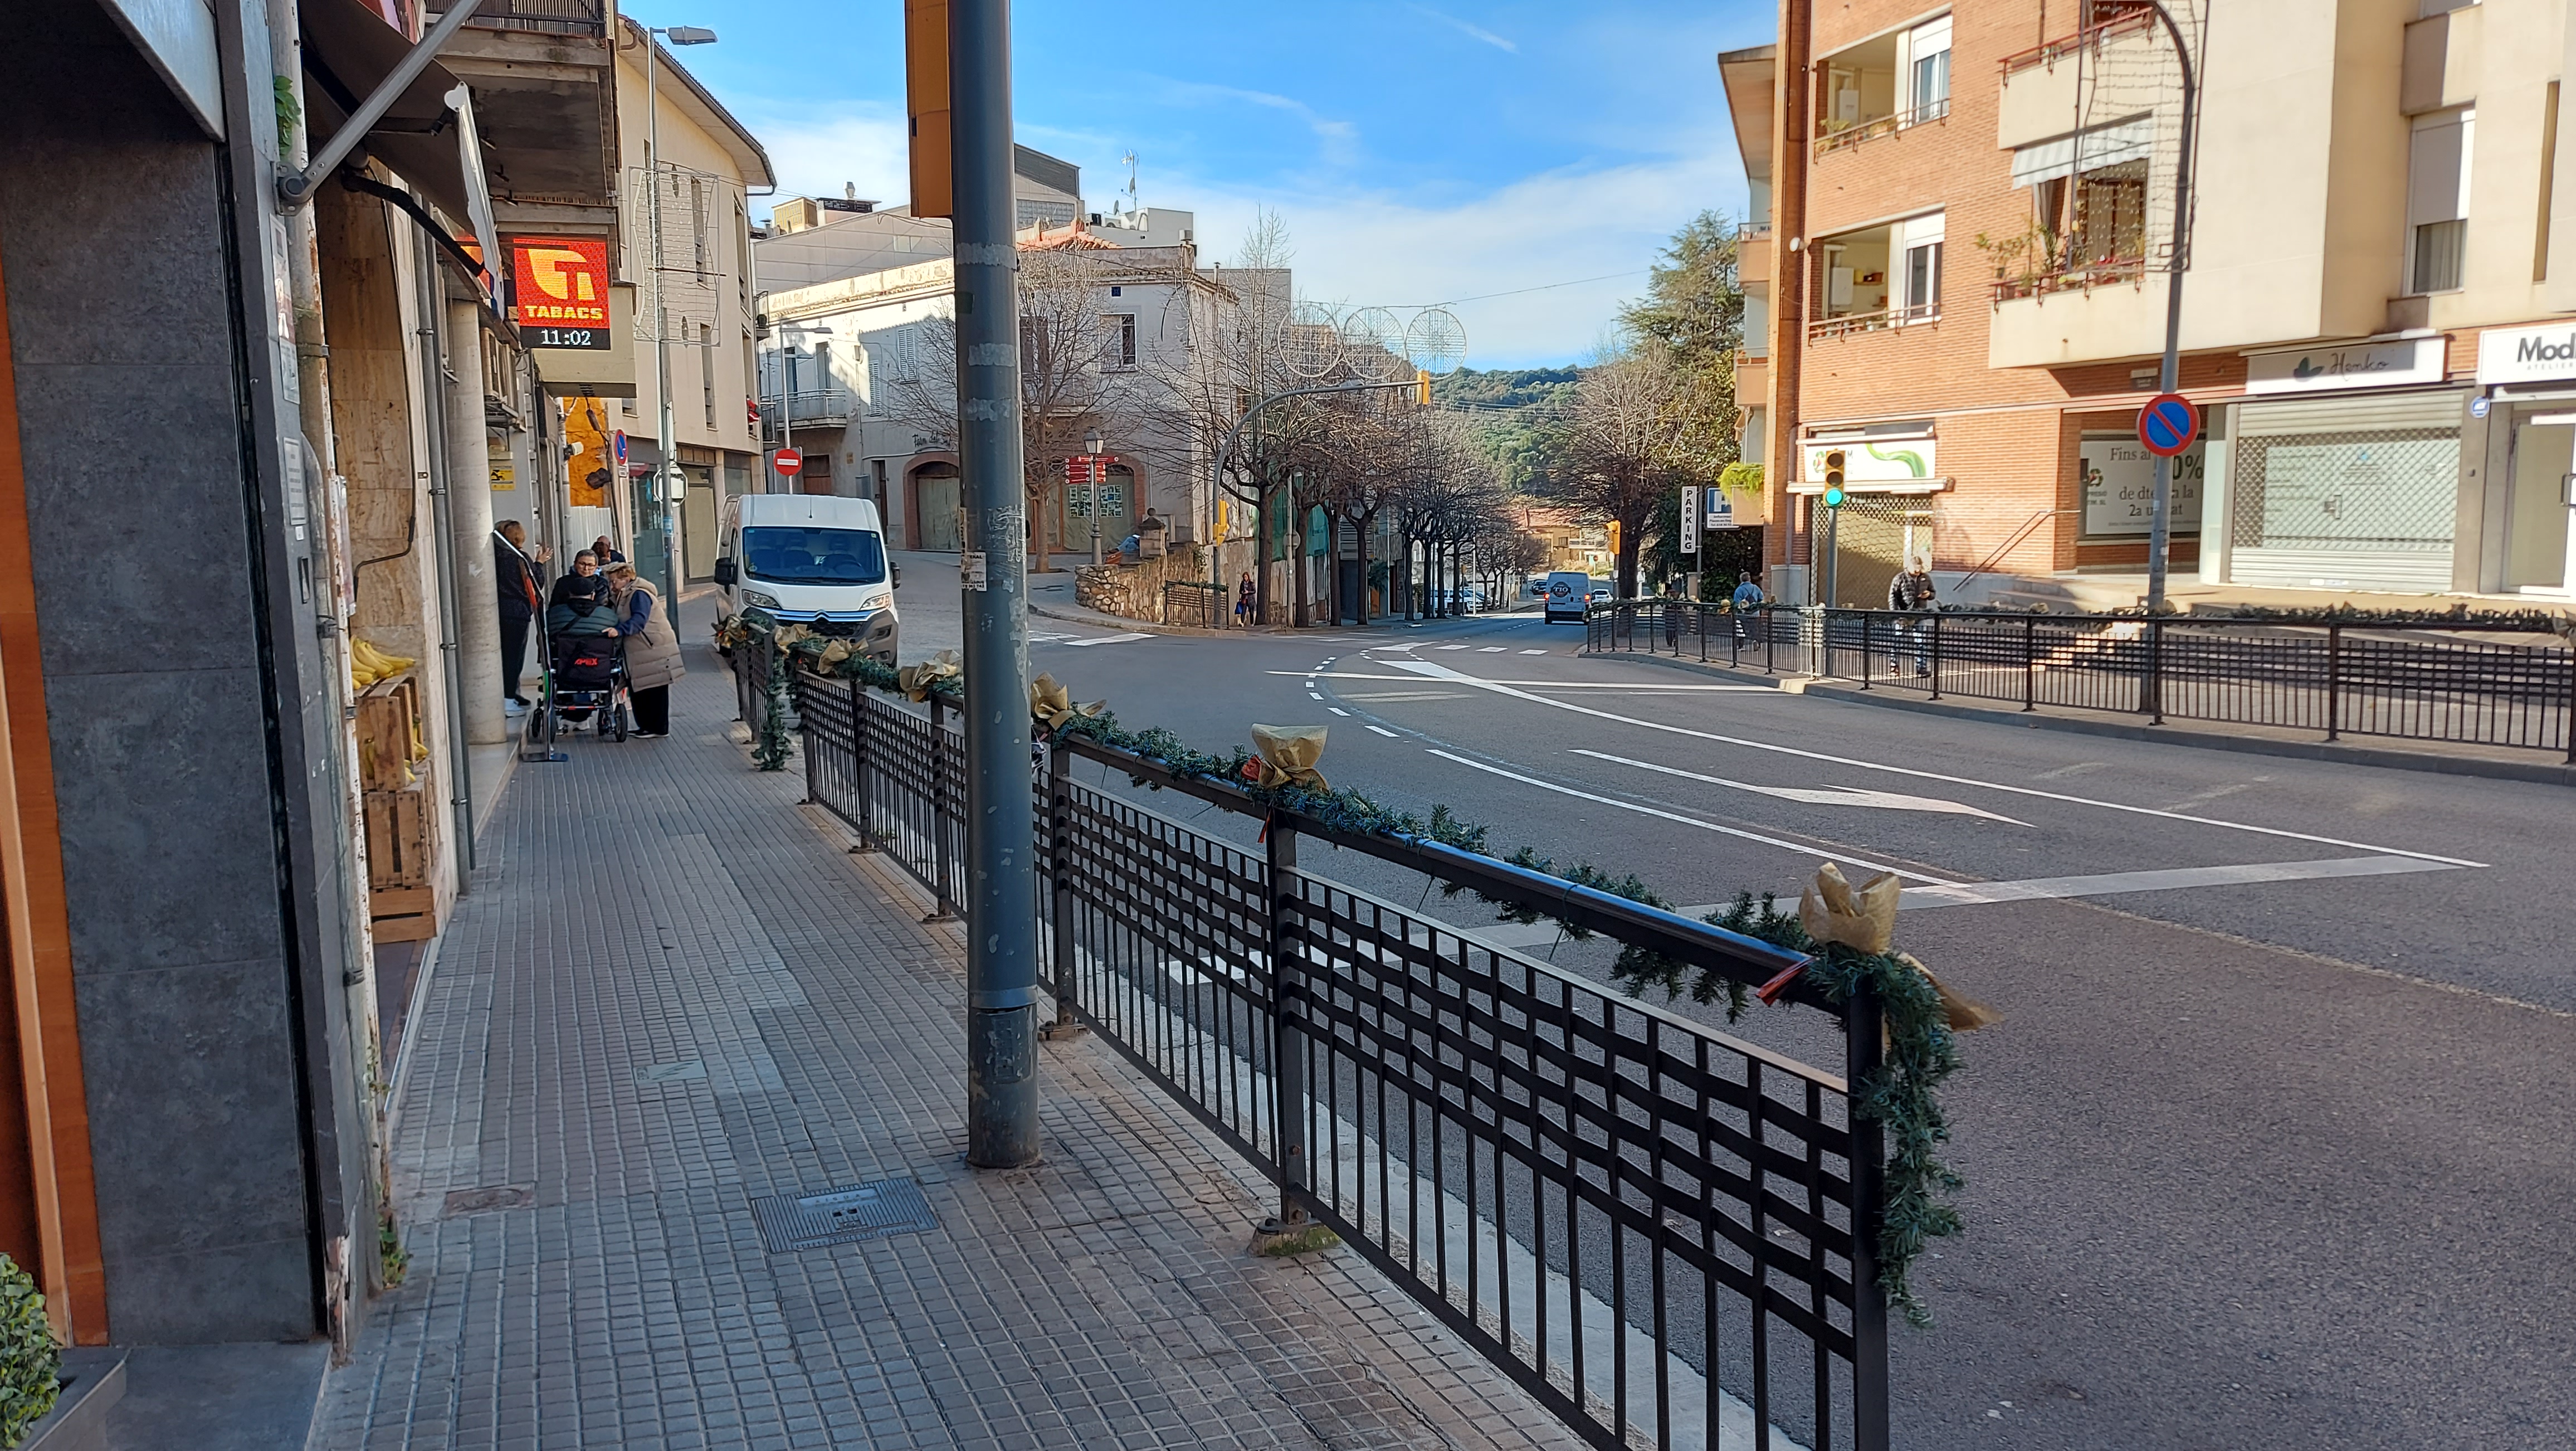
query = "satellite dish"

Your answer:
(1285, 299), (1346, 380)
(1340, 306), (1404, 382)
(1404, 307), (1467, 377)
